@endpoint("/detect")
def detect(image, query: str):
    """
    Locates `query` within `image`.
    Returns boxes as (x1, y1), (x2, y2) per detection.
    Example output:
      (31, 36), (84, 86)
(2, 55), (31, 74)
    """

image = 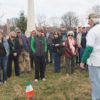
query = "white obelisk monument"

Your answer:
(26, 0), (36, 37)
